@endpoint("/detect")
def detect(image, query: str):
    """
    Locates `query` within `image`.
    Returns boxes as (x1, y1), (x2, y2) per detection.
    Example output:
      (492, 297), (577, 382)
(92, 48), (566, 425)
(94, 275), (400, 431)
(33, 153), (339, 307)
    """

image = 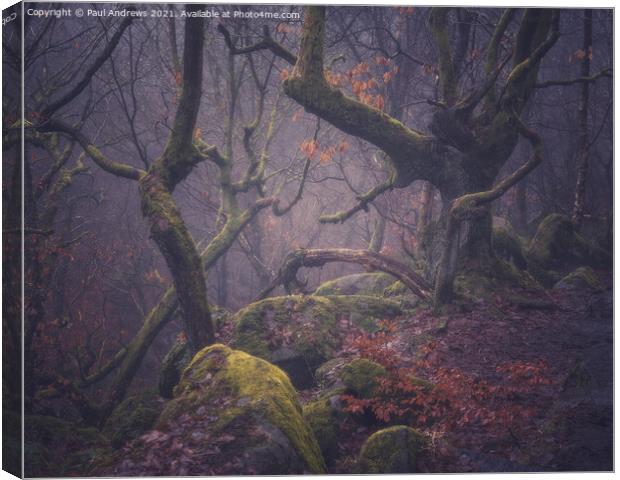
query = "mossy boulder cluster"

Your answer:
(526, 214), (610, 287)
(97, 344), (325, 476)
(358, 425), (425, 473)
(231, 295), (403, 388)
